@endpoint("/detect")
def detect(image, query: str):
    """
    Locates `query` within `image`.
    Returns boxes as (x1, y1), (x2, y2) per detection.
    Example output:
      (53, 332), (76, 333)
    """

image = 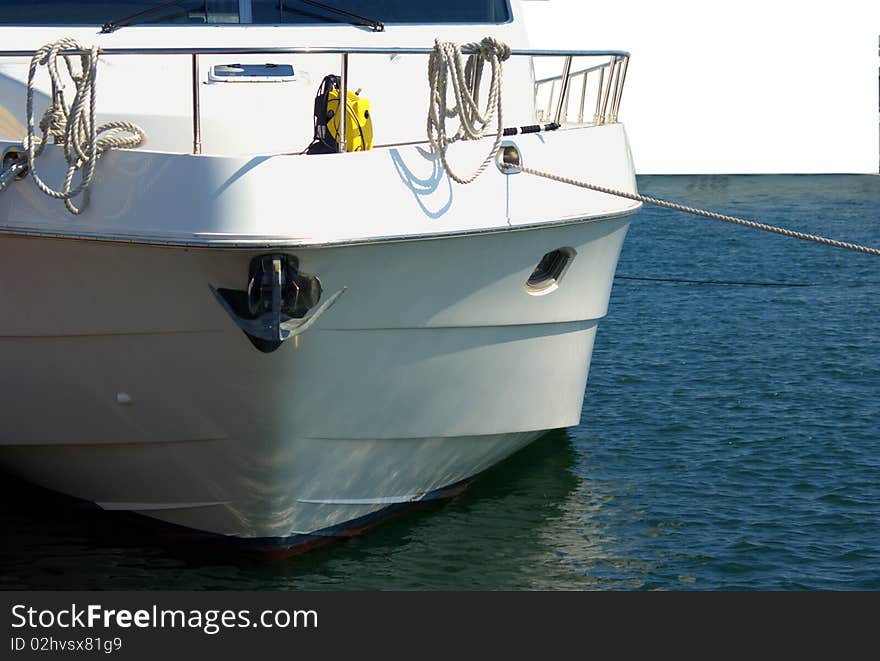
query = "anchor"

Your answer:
(210, 253), (345, 353)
